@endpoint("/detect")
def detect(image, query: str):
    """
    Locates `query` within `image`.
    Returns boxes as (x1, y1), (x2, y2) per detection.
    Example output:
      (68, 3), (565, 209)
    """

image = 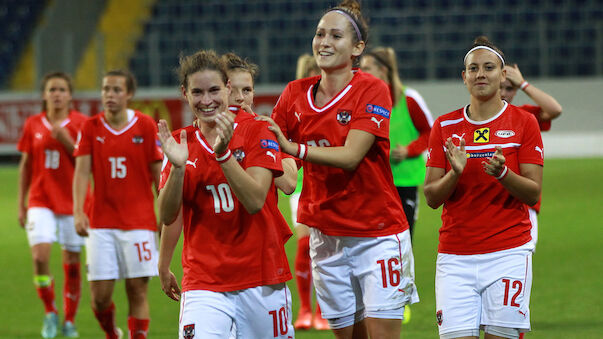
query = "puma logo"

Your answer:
(451, 133), (465, 142)
(266, 151), (276, 162)
(186, 159), (198, 168)
(295, 111), (302, 122)
(535, 146), (543, 158)
(371, 117), (383, 128)
(96, 136), (105, 144)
